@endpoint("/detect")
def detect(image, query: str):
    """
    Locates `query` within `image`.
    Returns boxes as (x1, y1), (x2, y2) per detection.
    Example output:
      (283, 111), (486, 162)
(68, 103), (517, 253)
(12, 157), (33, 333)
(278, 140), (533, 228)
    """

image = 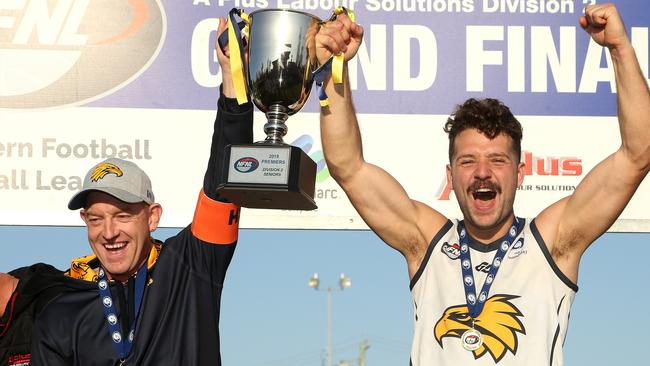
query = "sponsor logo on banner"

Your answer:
(234, 157), (259, 173)
(436, 151), (583, 200)
(291, 135), (329, 182)
(0, 0), (166, 108)
(291, 135), (344, 201)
